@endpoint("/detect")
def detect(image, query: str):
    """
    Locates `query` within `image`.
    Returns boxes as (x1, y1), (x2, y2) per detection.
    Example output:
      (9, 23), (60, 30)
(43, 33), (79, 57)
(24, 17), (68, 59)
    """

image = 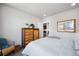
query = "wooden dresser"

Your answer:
(22, 28), (39, 47)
